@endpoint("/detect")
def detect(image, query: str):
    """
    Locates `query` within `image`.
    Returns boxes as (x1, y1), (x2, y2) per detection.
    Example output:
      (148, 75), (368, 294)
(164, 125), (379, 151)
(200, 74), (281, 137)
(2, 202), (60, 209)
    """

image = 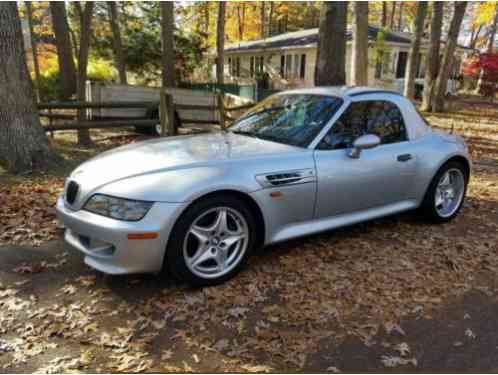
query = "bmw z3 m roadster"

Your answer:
(56, 87), (471, 285)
